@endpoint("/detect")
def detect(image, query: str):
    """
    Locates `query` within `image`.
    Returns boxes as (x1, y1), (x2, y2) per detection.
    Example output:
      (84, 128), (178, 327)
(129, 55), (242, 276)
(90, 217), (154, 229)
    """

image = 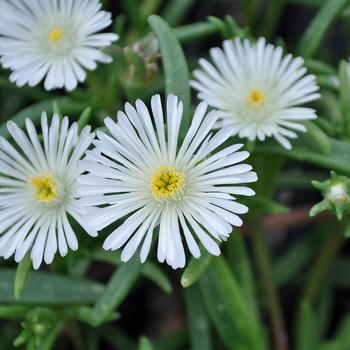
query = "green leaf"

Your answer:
(305, 121), (332, 154)
(0, 77), (50, 100)
(199, 257), (266, 350)
(138, 337), (154, 350)
(77, 107), (92, 131)
(64, 306), (119, 326)
(297, 0), (347, 58)
(174, 21), (219, 44)
(227, 233), (259, 317)
(90, 249), (172, 294)
(162, 0), (196, 26)
(263, 0), (285, 39)
(296, 301), (319, 350)
(91, 255), (142, 326)
(338, 60), (350, 140)
(0, 305), (29, 319)
(148, 15), (191, 136)
(318, 314), (350, 350)
(184, 285), (212, 350)
(122, 0), (142, 30)
(181, 250), (213, 288)
(255, 135), (350, 176)
(0, 269), (103, 304)
(14, 253), (32, 300)
(0, 97), (86, 139)
(306, 59), (336, 75)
